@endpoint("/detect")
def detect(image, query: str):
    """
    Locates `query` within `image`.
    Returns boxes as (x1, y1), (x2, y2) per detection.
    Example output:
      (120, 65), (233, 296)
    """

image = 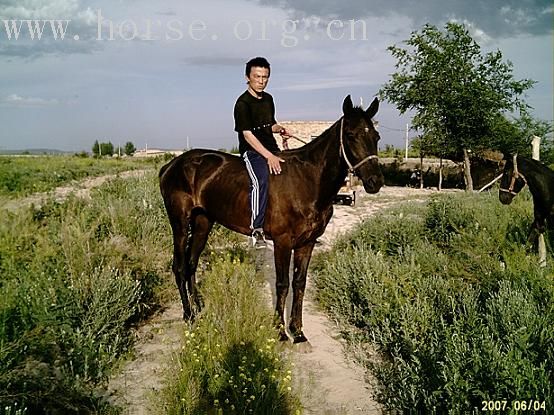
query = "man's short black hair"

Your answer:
(245, 57), (270, 77)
